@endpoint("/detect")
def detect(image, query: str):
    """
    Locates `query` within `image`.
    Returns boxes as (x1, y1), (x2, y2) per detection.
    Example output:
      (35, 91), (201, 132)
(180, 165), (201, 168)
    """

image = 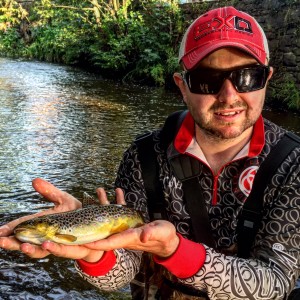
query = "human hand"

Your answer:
(65, 188), (179, 259)
(0, 180), (125, 262)
(73, 188), (179, 259)
(0, 178), (83, 257)
(82, 219), (180, 259)
(90, 187), (179, 258)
